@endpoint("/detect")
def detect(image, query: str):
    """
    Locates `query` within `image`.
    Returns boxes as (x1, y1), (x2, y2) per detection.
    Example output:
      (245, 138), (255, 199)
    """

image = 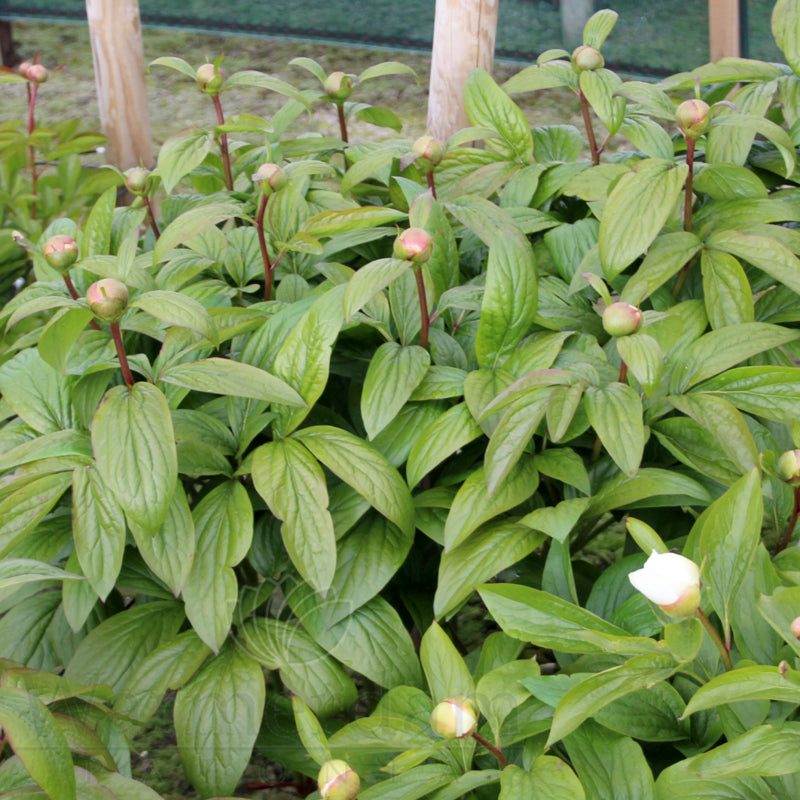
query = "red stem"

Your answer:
(255, 194), (273, 301)
(211, 94), (234, 191)
(671, 136), (698, 298)
(28, 81), (39, 217)
(618, 359), (628, 384)
(427, 170), (437, 199)
(110, 322), (135, 388)
(63, 275), (101, 330)
(471, 732), (508, 767)
(696, 608), (733, 671)
(414, 265), (429, 349)
(579, 89), (600, 166)
(143, 197), (160, 238)
(775, 485), (800, 555)
(336, 101), (349, 143)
